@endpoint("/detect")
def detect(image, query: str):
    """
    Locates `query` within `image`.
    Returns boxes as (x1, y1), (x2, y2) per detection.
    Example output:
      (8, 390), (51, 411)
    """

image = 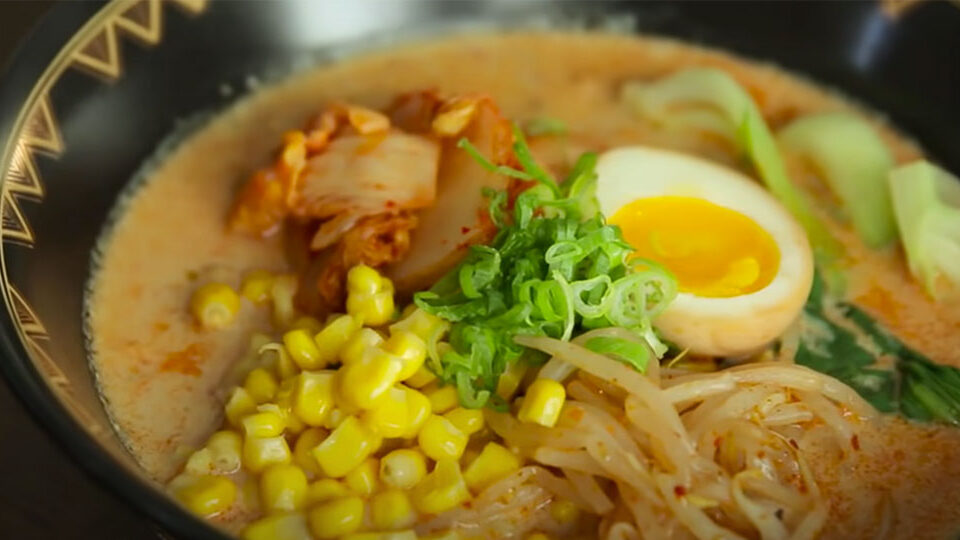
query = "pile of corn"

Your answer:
(172, 265), (571, 540)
